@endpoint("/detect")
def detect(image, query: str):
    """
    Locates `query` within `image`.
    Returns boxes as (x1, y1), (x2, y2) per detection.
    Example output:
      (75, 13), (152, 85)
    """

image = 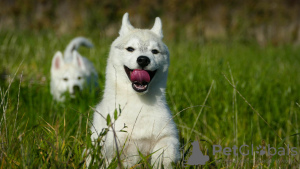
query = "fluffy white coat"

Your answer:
(90, 13), (180, 168)
(50, 37), (98, 102)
